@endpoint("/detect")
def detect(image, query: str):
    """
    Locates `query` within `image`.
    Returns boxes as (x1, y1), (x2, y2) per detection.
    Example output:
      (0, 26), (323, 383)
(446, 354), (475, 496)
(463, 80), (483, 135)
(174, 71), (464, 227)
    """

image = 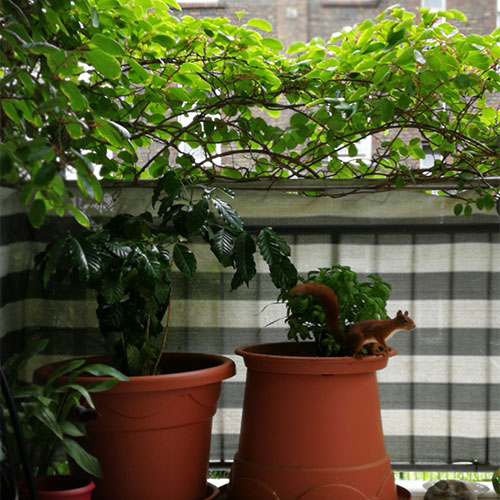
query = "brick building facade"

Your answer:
(178, 0), (498, 45)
